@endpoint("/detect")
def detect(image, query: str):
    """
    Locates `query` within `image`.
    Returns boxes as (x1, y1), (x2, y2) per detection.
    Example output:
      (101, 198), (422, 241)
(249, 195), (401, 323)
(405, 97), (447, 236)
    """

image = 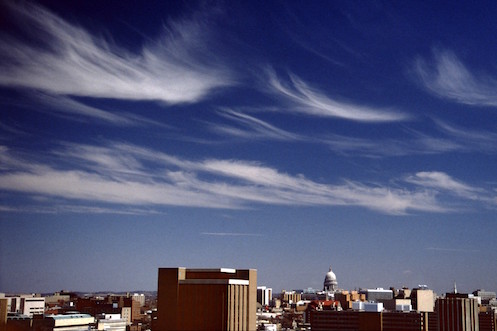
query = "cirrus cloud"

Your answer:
(265, 69), (408, 122)
(414, 49), (497, 107)
(0, 141), (450, 215)
(0, 1), (234, 104)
